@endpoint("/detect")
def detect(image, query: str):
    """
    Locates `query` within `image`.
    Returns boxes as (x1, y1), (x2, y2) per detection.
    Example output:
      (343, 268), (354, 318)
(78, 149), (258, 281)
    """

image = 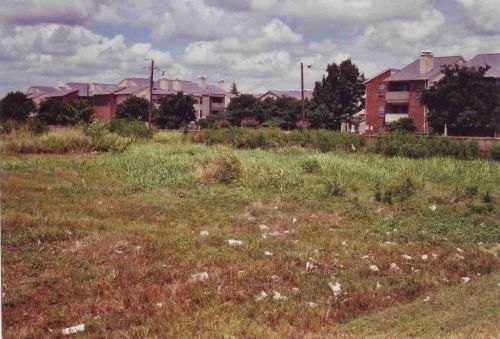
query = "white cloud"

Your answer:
(456, 0), (500, 32)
